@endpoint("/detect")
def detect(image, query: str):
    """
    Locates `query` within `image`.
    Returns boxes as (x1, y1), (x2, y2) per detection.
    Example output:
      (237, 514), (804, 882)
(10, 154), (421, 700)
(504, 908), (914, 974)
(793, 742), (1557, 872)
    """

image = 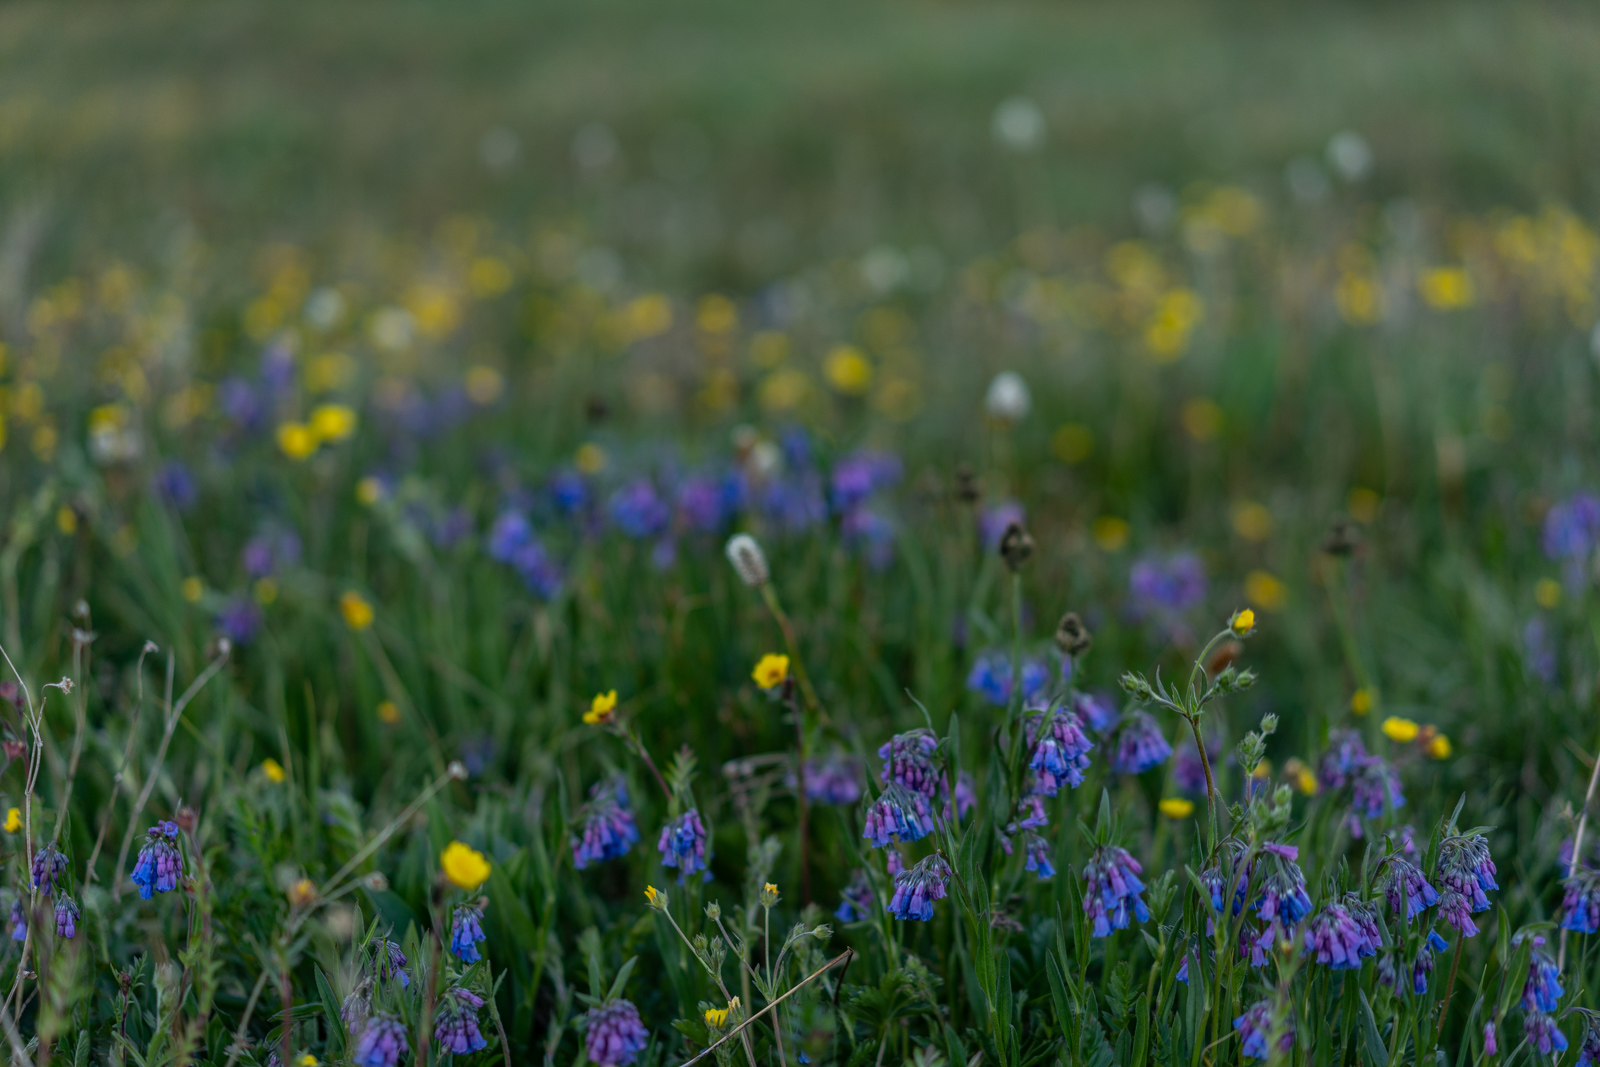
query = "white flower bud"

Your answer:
(984, 371), (1031, 422)
(725, 534), (770, 587)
